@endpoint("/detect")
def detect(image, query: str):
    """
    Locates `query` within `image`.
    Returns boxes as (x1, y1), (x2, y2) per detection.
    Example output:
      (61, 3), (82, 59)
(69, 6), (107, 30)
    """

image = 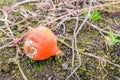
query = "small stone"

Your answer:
(48, 77), (52, 80)
(62, 63), (68, 70)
